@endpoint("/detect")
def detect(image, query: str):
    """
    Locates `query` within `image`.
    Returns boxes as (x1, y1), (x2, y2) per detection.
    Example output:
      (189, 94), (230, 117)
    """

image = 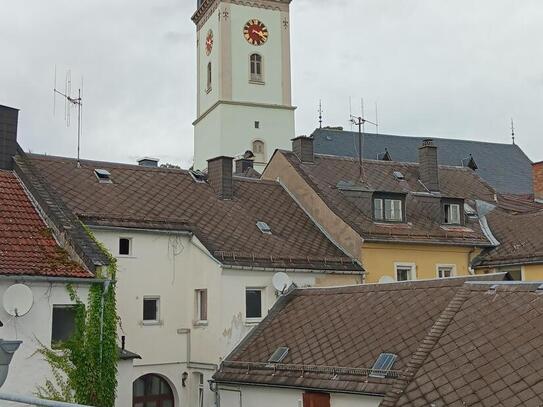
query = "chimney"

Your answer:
(207, 156), (233, 199)
(533, 161), (543, 202)
(235, 157), (253, 174)
(292, 136), (314, 163)
(0, 105), (19, 170)
(418, 139), (439, 192)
